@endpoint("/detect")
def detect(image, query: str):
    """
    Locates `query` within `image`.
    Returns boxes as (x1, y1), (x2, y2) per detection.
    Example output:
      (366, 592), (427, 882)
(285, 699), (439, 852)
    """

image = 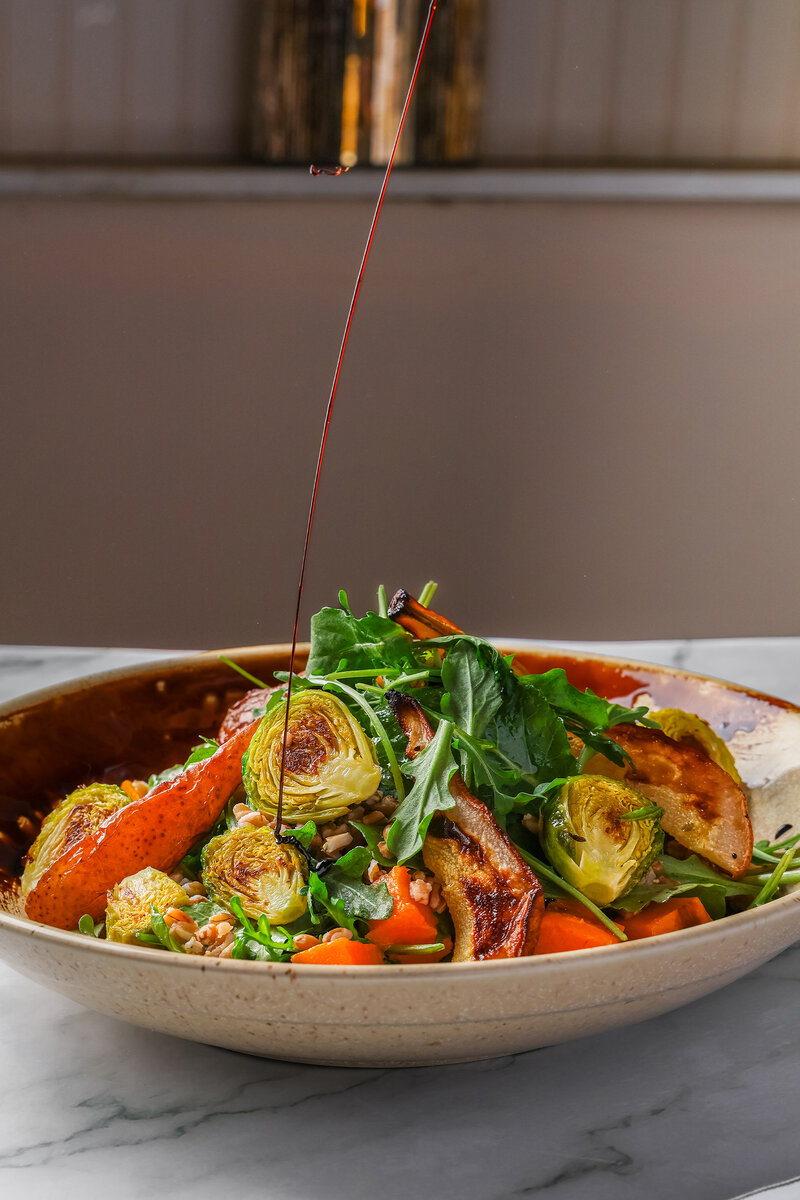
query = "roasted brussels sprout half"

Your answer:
(651, 707), (741, 783)
(243, 690), (381, 824)
(21, 783), (130, 900)
(106, 866), (189, 944)
(201, 825), (308, 922)
(543, 775), (663, 906)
